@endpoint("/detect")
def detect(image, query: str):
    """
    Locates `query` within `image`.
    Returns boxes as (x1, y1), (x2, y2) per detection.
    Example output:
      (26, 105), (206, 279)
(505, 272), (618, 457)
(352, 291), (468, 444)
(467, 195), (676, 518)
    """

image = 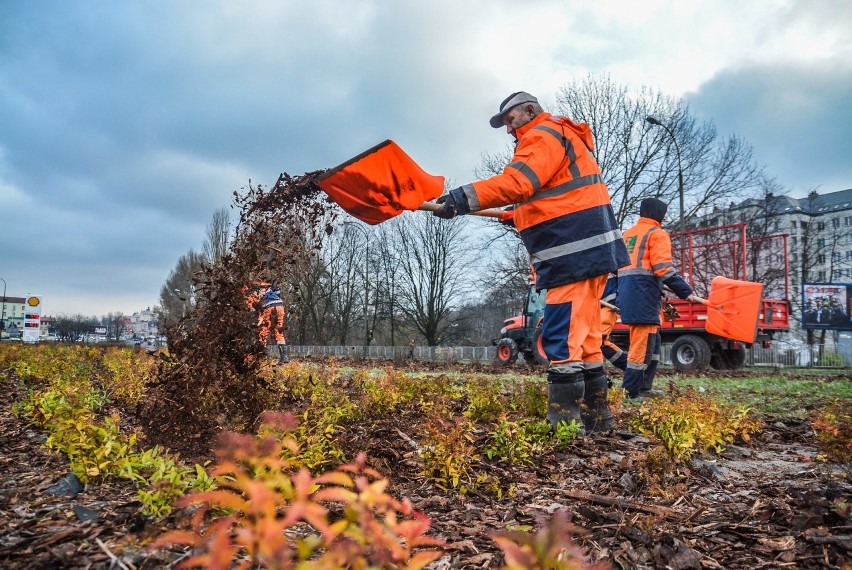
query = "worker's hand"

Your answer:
(499, 207), (516, 228)
(432, 187), (470, 219)
(687, 294), (702, 304)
